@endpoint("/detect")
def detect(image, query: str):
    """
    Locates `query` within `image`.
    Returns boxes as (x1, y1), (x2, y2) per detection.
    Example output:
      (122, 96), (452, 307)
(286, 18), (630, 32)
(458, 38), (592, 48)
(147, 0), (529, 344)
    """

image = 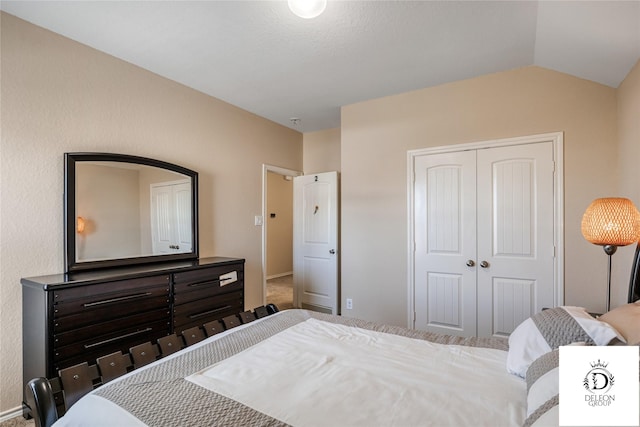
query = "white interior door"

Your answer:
(151, 184), (173, 254)
(151, 180), (191, 254)
(476, 142), (555, 337)
(414, 151), (478, 336)
(293, 172), (339, 314)
(413, 138), (558, 337)
(173, 182), (193, 252)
